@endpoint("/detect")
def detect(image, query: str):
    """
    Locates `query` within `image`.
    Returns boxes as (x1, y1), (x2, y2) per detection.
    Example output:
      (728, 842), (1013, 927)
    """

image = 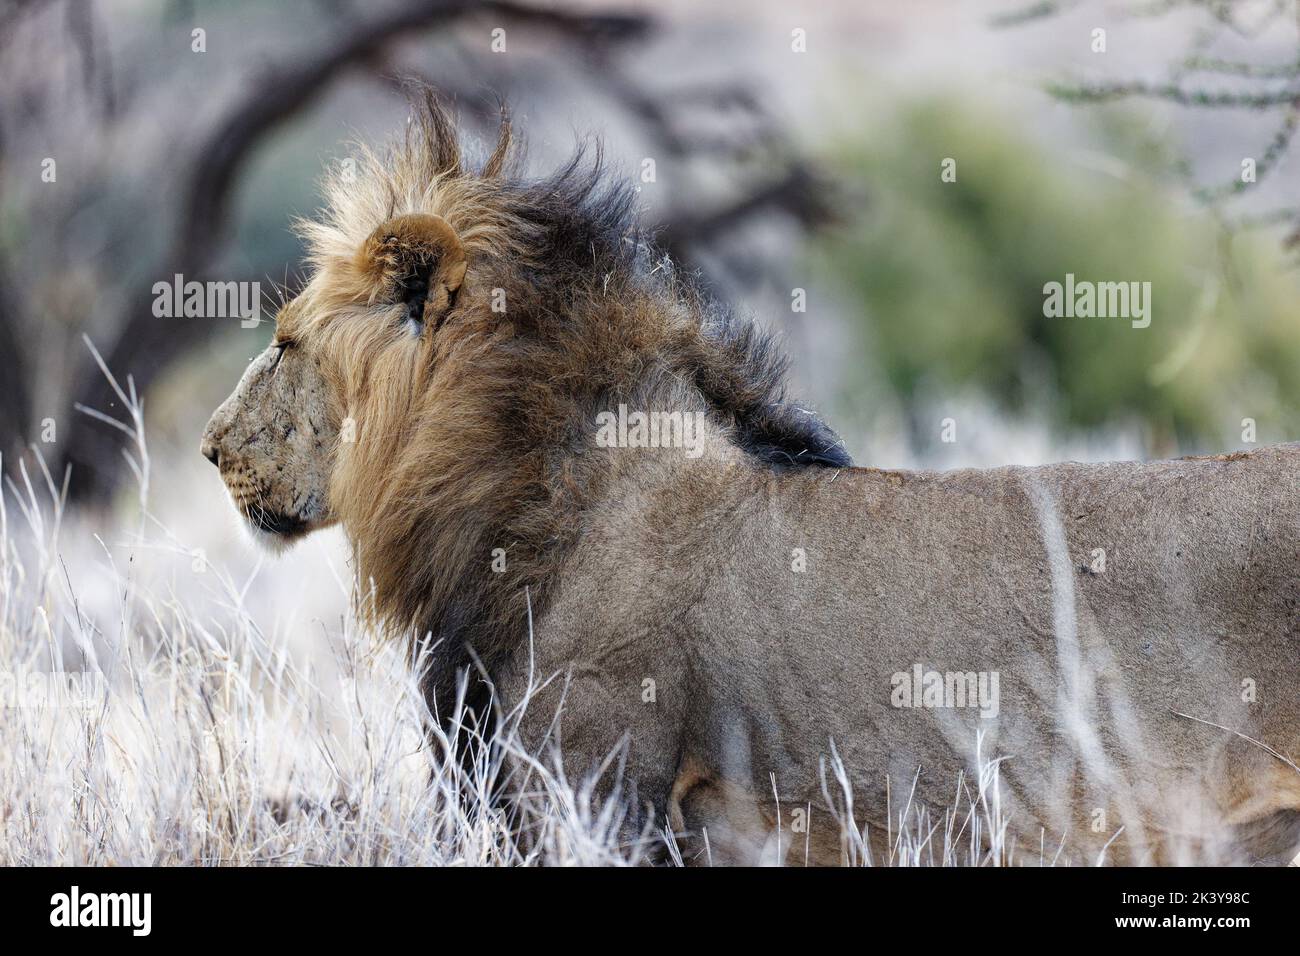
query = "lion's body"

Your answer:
(202, 92), (1300, 865)
(509, 446), (1300, 864)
